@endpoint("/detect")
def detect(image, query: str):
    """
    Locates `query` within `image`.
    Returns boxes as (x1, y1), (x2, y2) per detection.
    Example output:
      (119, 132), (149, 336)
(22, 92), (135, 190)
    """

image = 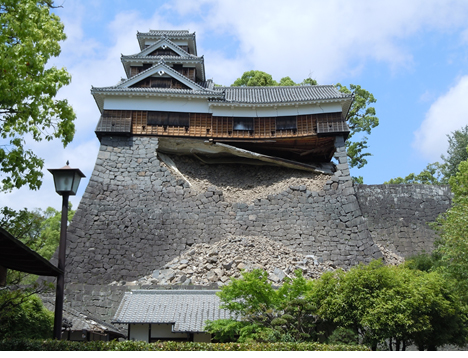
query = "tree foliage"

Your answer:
(206, 262), (468, 350)
(0, 205), (74, 338)
(0, 293), (53, 339)
(440, 125), (468, 181)
(0, 0), (76, 192)
(231, 71), (318, 87)
(205, 269), (318, 343)
(335, 84), (378, 169)
(0, 204), (74, 261)
(384, 162), (443, 185)
(311, 260), (468, 351)
(433, 152), (468, 300)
